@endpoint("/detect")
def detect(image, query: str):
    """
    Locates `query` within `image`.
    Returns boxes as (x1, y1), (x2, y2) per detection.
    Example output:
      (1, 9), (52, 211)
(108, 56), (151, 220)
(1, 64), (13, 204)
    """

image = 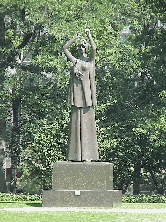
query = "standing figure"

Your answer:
(63, 29), (99, 161)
